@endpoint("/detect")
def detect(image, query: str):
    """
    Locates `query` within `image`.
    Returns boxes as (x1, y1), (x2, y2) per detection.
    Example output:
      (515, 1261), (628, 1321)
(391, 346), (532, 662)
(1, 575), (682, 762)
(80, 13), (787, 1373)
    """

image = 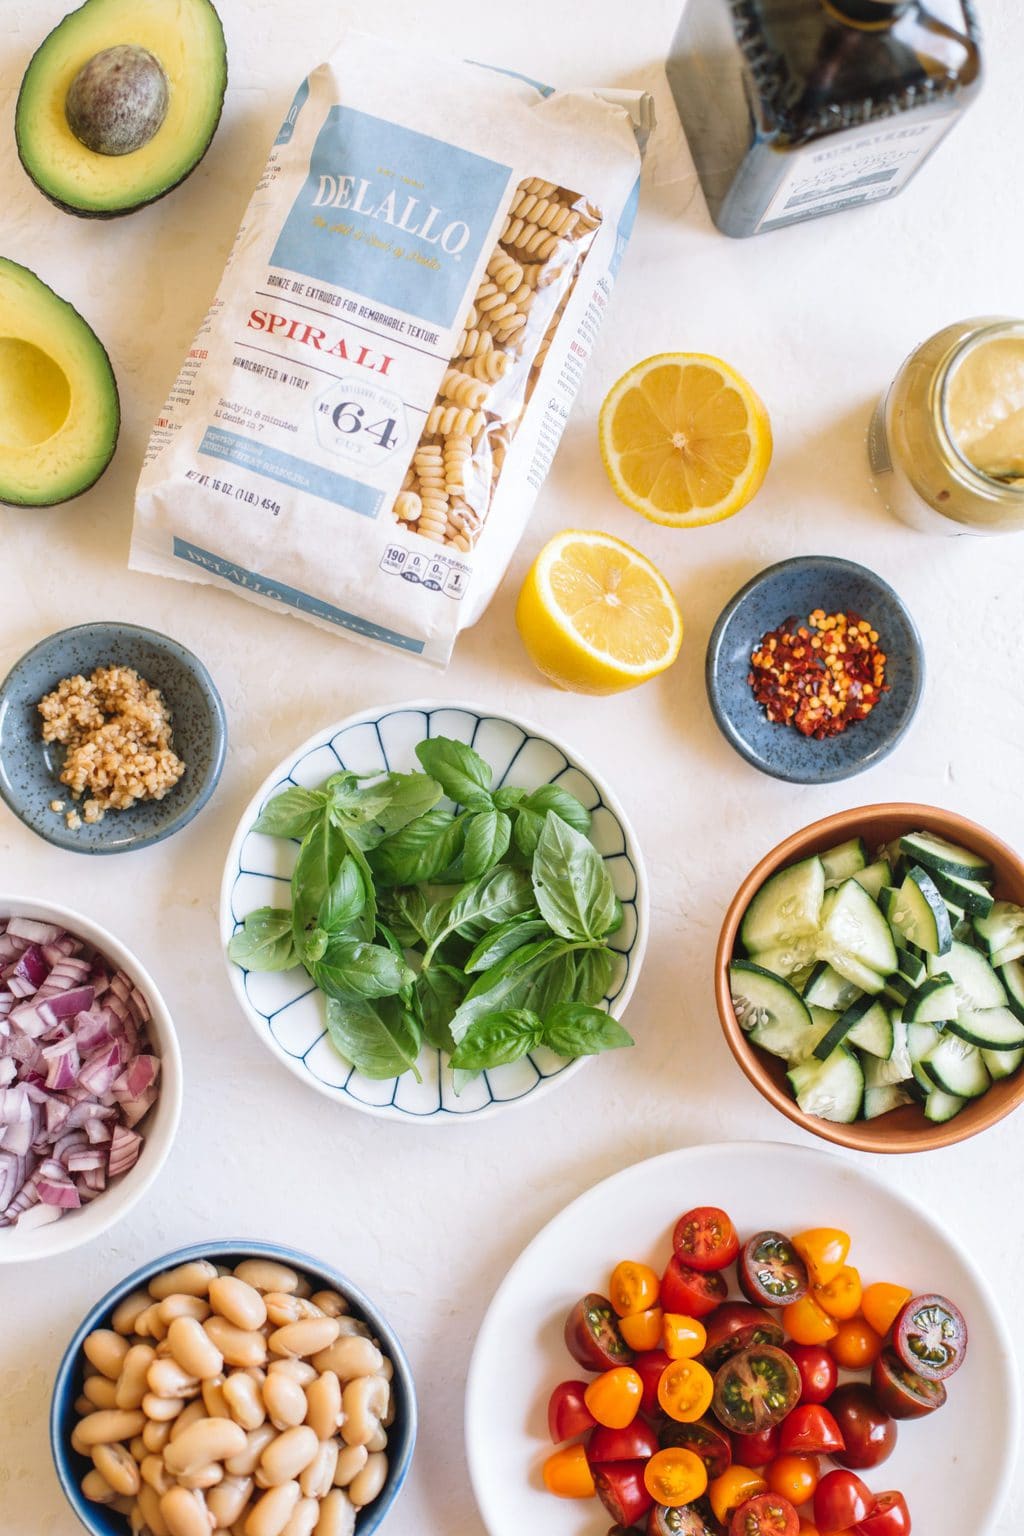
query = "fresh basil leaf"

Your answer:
(512, 806), (546, 859)
(303, 927), (330, 965)
(524, 783), (592, 835)
(492, 785), (526, 811)
(451, 937), (586, 1043)
(424, 866), (533, 966)
(450, 1009), (544, 1072)
(369, 808), (467, 886)
(604, 897), (624, 938)
(414, 737), (493, 810)
(370, 772), (443, 836)
(312, 936), (413, 1002)
(461, 810), (511, 879)
(415, 963), (467, 1053)
(318, 854), (369, 935)
(574, 944), (616, 1005)
(291, 817), (350, 949)
(325, 994), (422, 1081)
(253, 786), (328, 840)
(379, 886), (432, 947)
(542, 1003), (633, 1058)
(464, 913), (550, 973)
(227, 908), (298, 971)
(531, 812), (617, 942)
(529, 950), (581, 1017)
